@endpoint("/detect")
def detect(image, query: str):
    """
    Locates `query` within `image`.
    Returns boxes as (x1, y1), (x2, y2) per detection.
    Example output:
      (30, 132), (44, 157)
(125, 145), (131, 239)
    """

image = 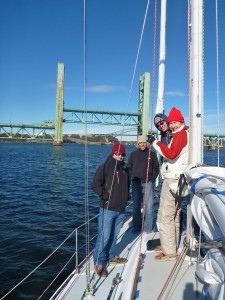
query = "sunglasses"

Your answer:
(157, 121), (165, 127)
(114, 152), (126, 157)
